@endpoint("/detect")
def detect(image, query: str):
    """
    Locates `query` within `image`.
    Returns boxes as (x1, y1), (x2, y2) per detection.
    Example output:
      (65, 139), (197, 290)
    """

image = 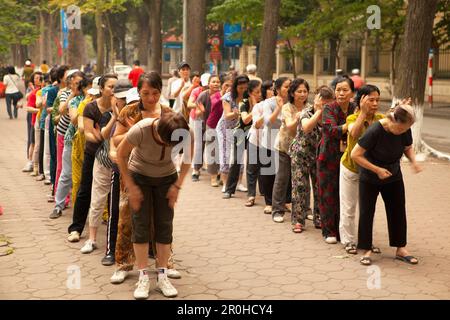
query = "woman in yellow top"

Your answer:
(339, 85), (384, 254)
